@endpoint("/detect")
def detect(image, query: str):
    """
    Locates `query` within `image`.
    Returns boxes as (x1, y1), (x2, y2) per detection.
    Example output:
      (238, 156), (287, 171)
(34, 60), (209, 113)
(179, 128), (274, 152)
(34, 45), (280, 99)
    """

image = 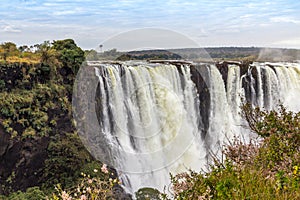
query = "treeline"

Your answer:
(0, 39), (84, 75)
(85, 47), (300, 62)
(0, 42), (40, 63)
